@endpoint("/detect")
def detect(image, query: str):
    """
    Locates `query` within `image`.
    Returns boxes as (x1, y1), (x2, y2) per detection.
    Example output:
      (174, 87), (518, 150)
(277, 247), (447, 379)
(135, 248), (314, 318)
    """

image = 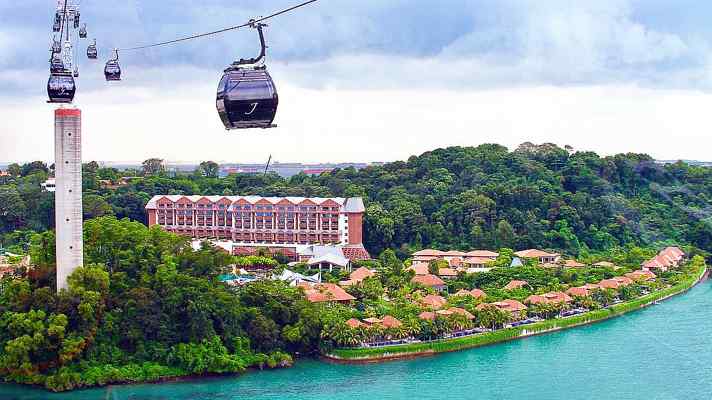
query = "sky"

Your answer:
(2, 0), (712, 163)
